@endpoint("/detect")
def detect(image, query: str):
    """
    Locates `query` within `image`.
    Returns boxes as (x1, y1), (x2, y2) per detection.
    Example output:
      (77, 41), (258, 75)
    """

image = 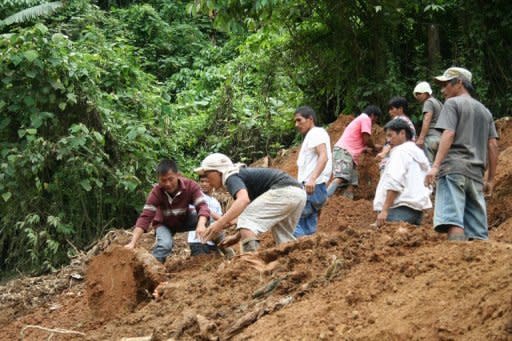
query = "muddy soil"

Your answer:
(1, 115), (511, 340)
